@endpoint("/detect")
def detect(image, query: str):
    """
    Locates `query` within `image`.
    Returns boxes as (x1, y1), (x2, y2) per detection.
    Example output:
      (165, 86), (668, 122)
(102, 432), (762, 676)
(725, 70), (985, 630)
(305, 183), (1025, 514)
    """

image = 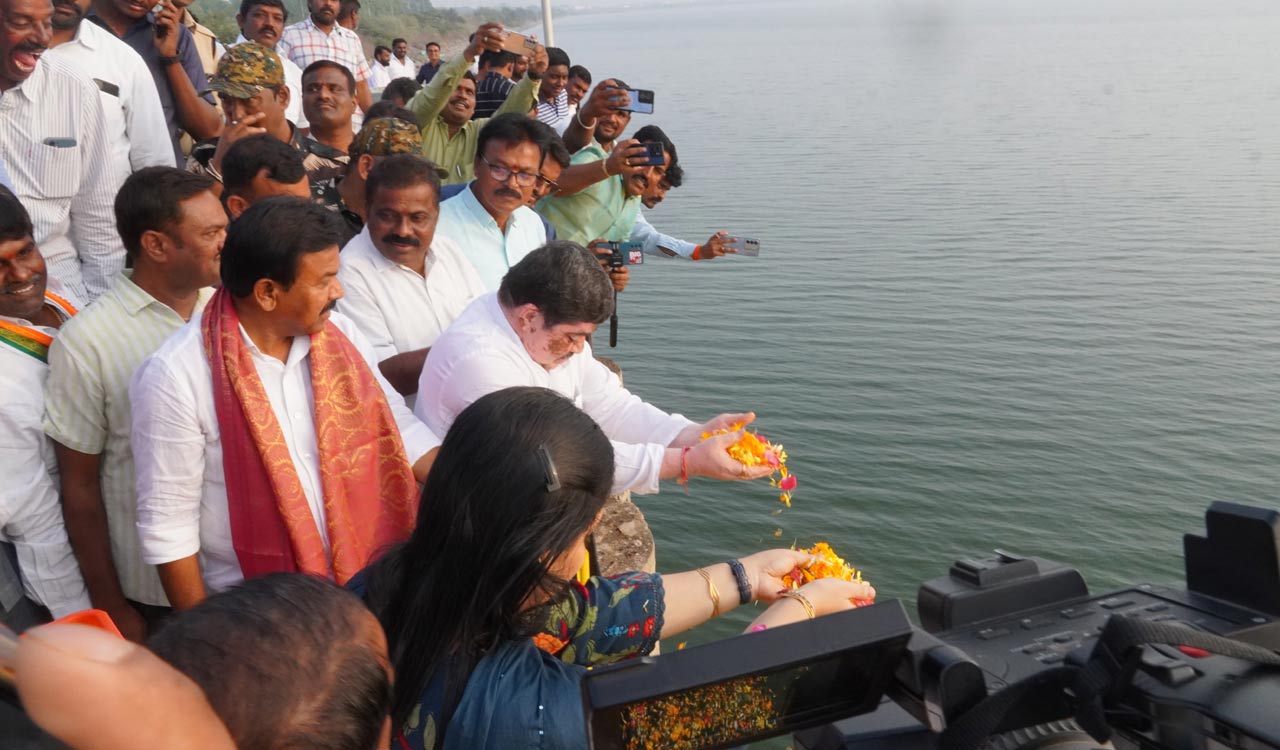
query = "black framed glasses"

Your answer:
(481, 156), (539, 187)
